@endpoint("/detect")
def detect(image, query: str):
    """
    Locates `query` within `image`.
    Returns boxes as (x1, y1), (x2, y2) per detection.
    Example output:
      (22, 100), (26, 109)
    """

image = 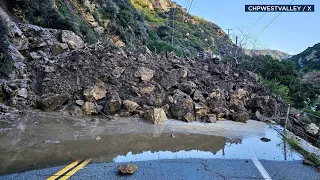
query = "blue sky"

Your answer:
(174, 0), (320, 55)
